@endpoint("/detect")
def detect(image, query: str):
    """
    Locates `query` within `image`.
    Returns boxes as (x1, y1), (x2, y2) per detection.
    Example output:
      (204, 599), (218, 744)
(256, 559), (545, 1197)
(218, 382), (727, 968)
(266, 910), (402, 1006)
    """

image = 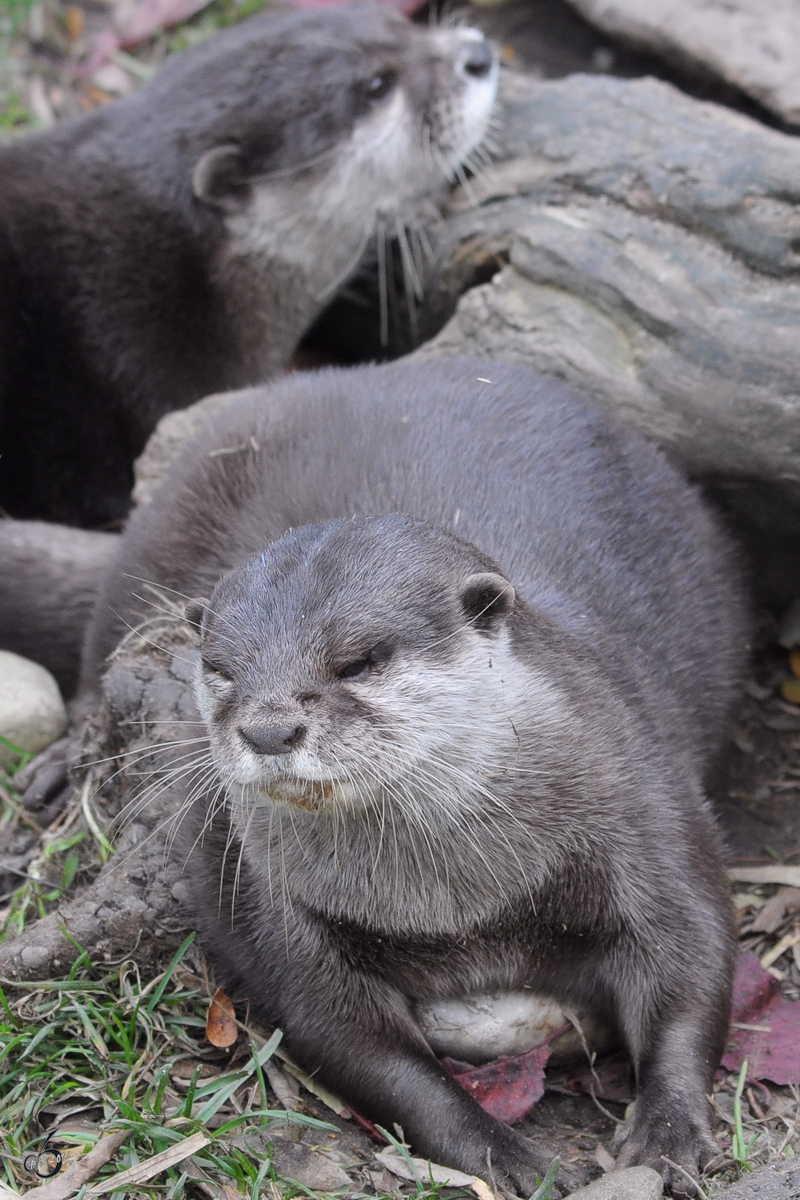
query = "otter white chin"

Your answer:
(24, 360), (747, 1196)
(0, 7), (496, 527)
